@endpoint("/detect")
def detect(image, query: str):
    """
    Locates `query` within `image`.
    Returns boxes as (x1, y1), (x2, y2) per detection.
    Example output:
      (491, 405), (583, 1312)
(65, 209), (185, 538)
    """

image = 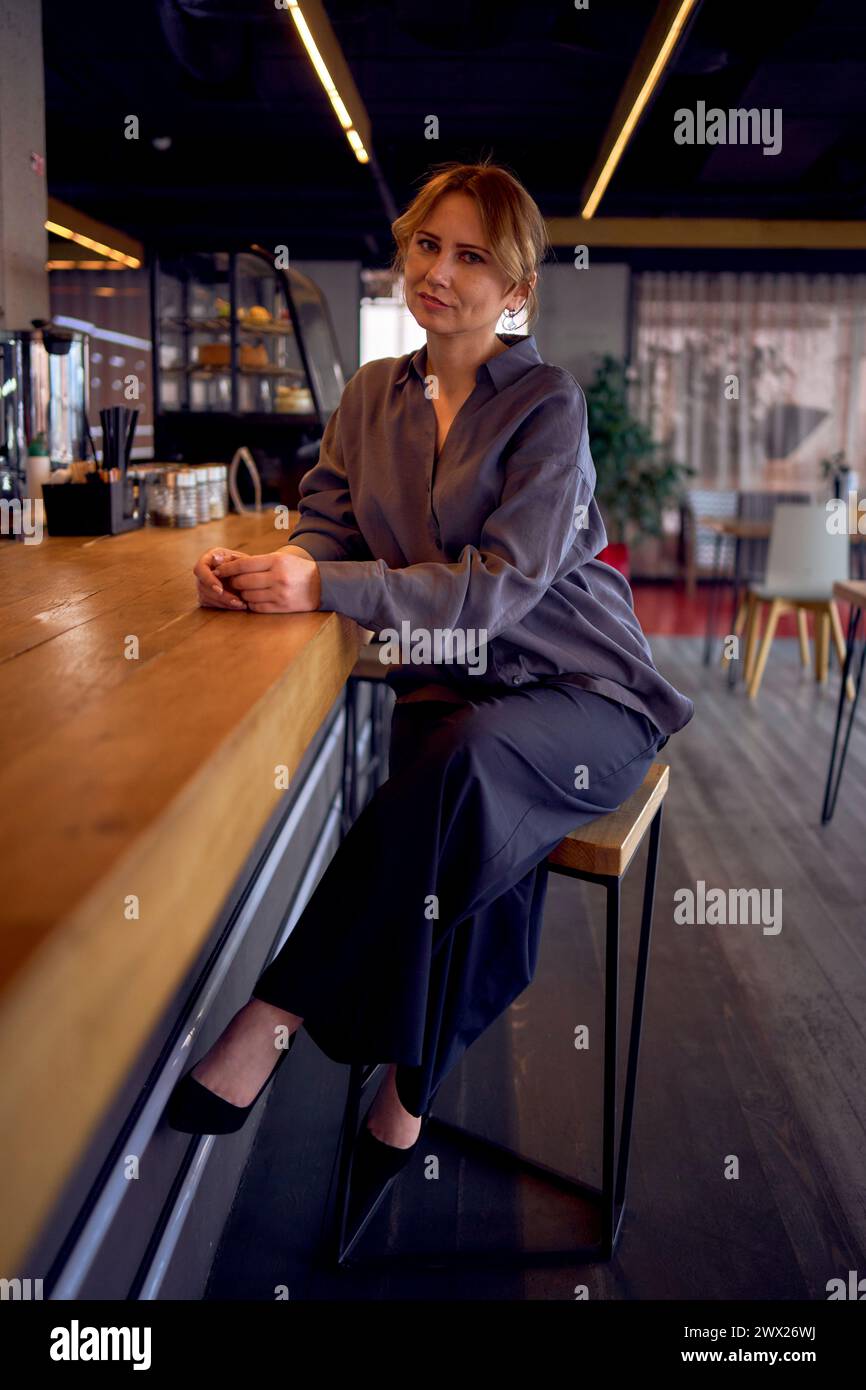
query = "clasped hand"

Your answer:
(192, 545), (321, 614)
